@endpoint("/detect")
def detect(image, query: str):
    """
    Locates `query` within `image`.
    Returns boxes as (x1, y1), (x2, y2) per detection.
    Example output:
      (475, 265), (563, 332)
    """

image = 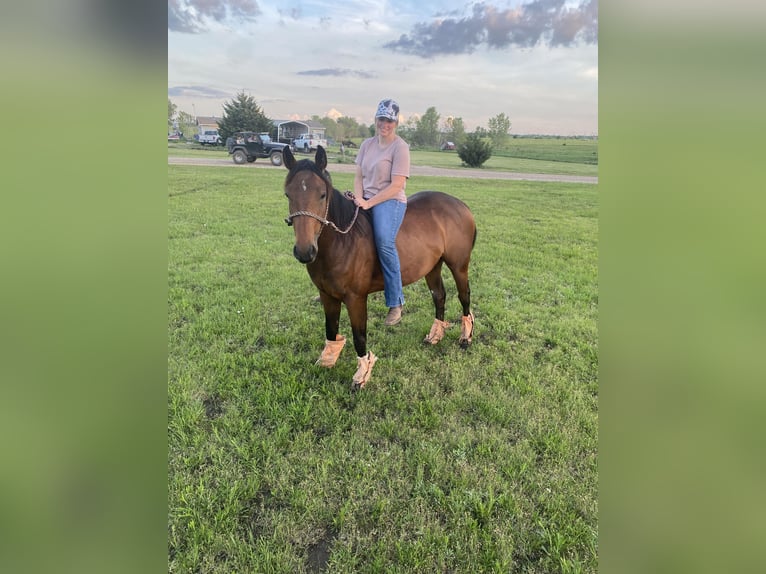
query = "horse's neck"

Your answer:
(314, 189), (372, 257)
(328, 188), (362, 231)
